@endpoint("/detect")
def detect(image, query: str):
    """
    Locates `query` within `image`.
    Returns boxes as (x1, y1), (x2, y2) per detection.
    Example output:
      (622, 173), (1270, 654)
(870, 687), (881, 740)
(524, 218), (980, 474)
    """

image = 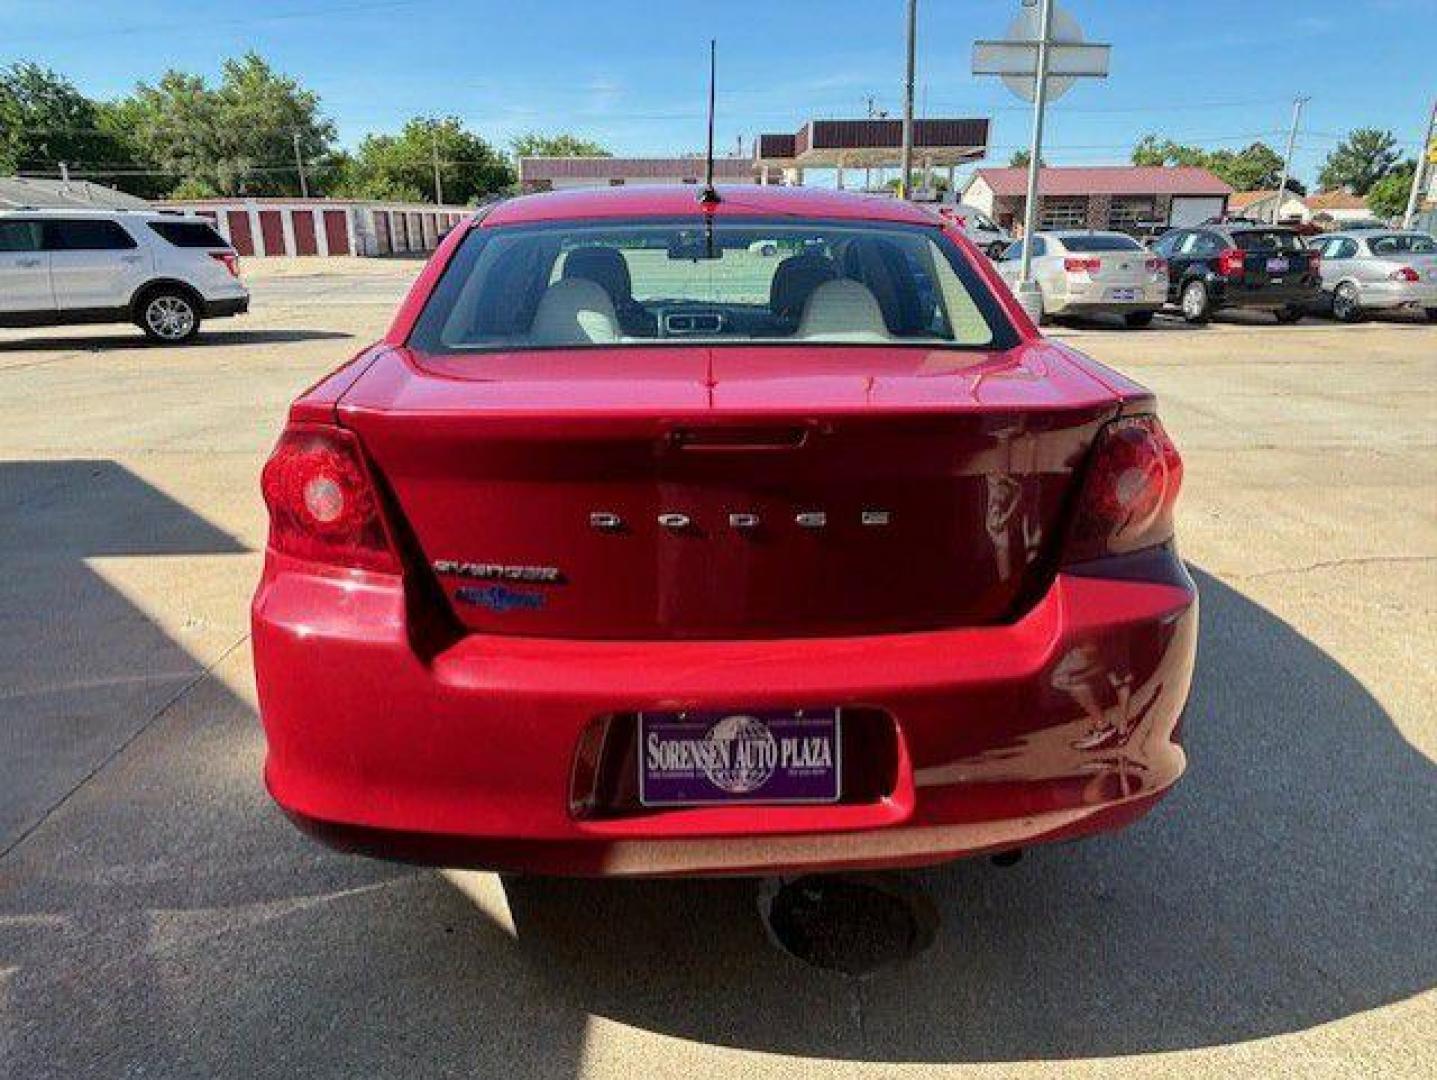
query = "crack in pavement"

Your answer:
(1231, 554), (1436, 582)
(0, 631), (251, 866)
